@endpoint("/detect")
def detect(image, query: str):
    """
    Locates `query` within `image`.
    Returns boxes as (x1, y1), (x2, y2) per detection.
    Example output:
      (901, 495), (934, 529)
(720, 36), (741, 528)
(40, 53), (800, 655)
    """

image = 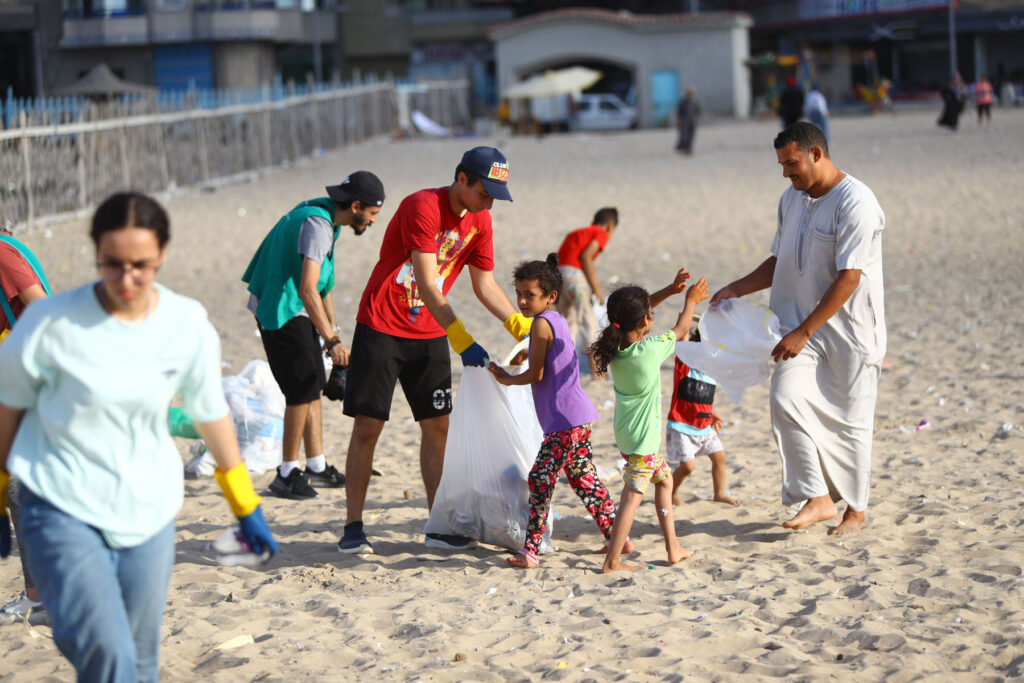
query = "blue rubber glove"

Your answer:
(459, 342), (490, 367)
(237, 505), (278, 559)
